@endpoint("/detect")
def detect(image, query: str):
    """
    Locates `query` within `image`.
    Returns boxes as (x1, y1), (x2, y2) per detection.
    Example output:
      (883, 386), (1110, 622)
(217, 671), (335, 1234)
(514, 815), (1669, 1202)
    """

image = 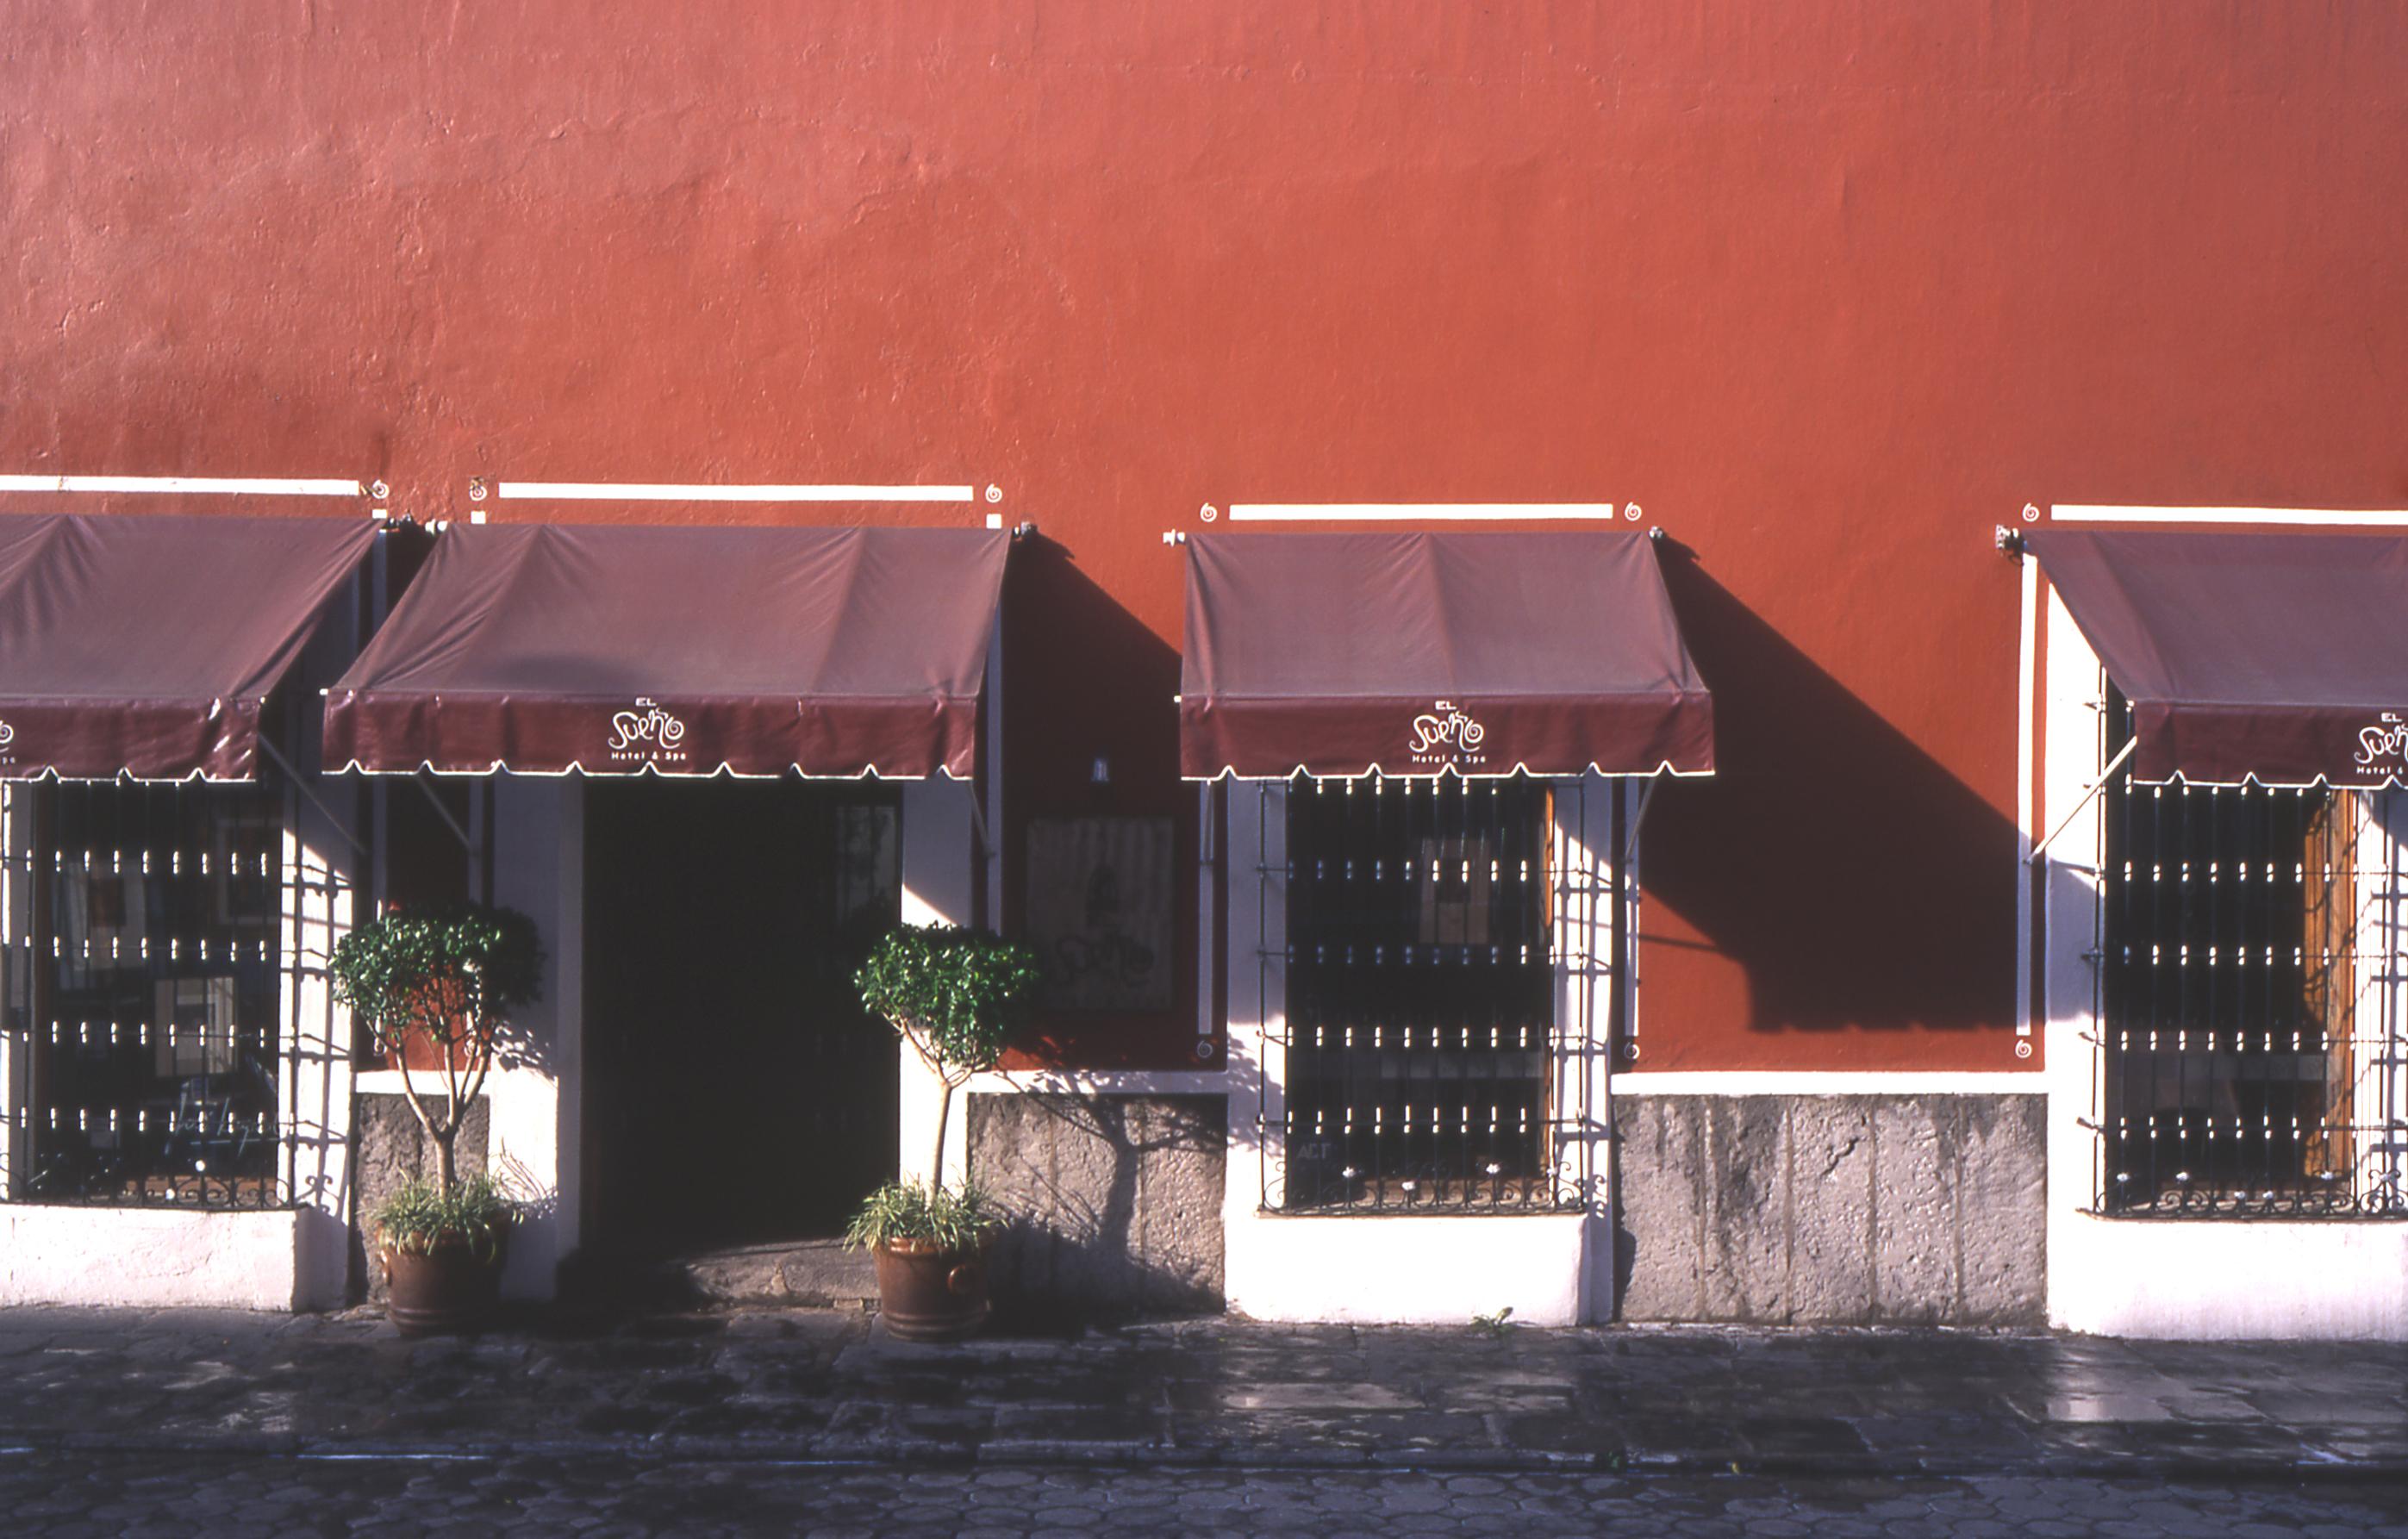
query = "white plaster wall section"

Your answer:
(965, 1069), (1232, 1099)
(2056, 1216), (2408, 1339)
(1197, 780), (1217, 1061)
(897, 777), (977, 1191)
(549, 777), (585, 1280)
(1220, 779), (1283, 1317)
(0, 787), (23, 1198)
(353, 779), (584, 1299)
(282, 783), (357, 1311)
(1221, 776), (1606, 1325)
(485, 775), (581, 1299)
(2039, 587), (2408, 1338)
(2017, 549), (2038, 1039)
(0, 1206), (303, 1310)
(2348, 788), (2405, 1209)
(2041, 586), (2110, 1333)
(1226, 1212), (1585, 1324)
(1556, 773), (1618, 1323)
(983, 618), (1005, 932)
